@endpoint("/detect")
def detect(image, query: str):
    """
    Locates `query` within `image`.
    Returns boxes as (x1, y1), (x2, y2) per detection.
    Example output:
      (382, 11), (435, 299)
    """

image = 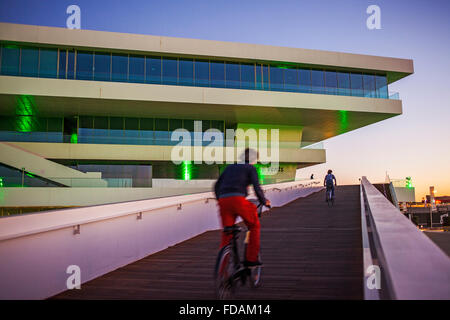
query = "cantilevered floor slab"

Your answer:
(0, 76), (401, 144)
